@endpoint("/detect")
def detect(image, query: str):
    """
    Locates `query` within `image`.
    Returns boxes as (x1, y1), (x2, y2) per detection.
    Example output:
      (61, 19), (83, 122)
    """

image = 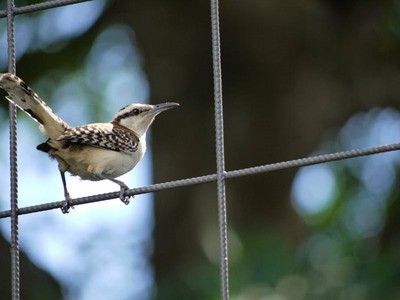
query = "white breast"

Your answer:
(57, 141), (146, 181)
